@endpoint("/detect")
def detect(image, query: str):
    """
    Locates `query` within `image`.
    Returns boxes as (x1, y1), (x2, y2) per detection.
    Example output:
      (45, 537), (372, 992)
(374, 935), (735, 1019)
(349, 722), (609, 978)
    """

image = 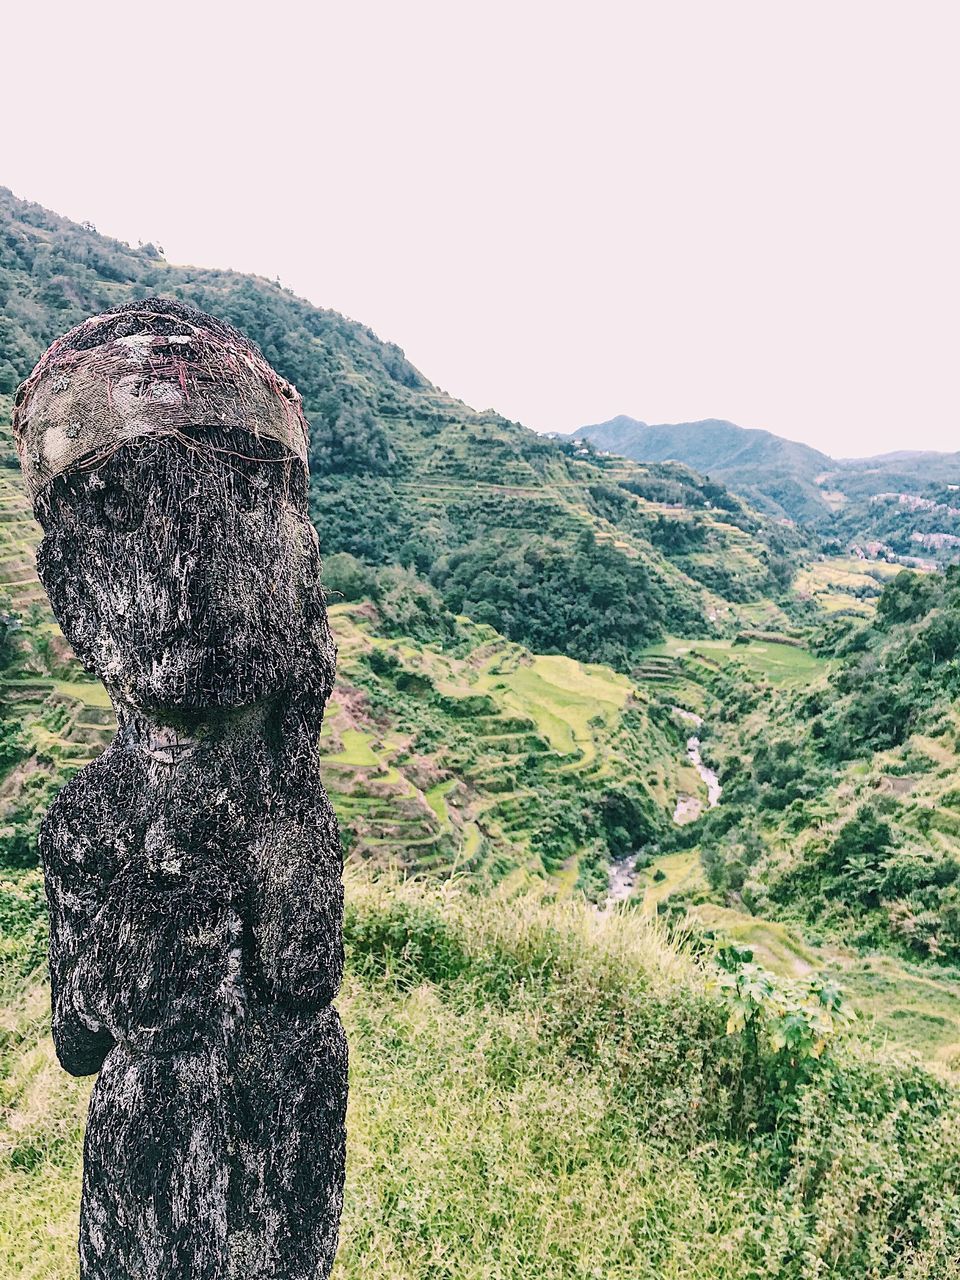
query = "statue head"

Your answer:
(14, 298), (334, 716)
